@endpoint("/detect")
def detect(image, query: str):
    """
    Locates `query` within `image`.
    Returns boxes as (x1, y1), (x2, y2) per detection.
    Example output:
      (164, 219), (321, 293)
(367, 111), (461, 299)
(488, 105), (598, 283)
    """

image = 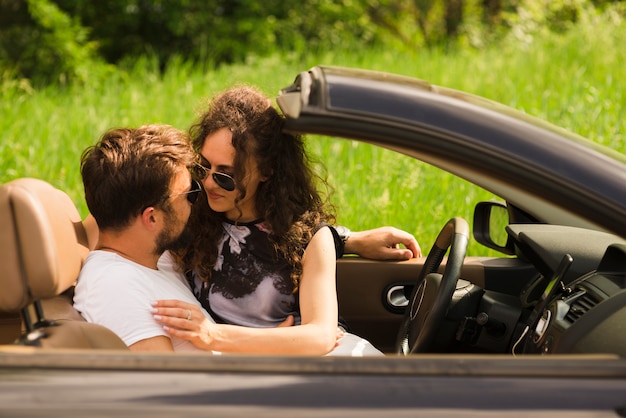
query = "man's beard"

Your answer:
(164, 223), (194, 252)
(154, 208), (193, 255)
